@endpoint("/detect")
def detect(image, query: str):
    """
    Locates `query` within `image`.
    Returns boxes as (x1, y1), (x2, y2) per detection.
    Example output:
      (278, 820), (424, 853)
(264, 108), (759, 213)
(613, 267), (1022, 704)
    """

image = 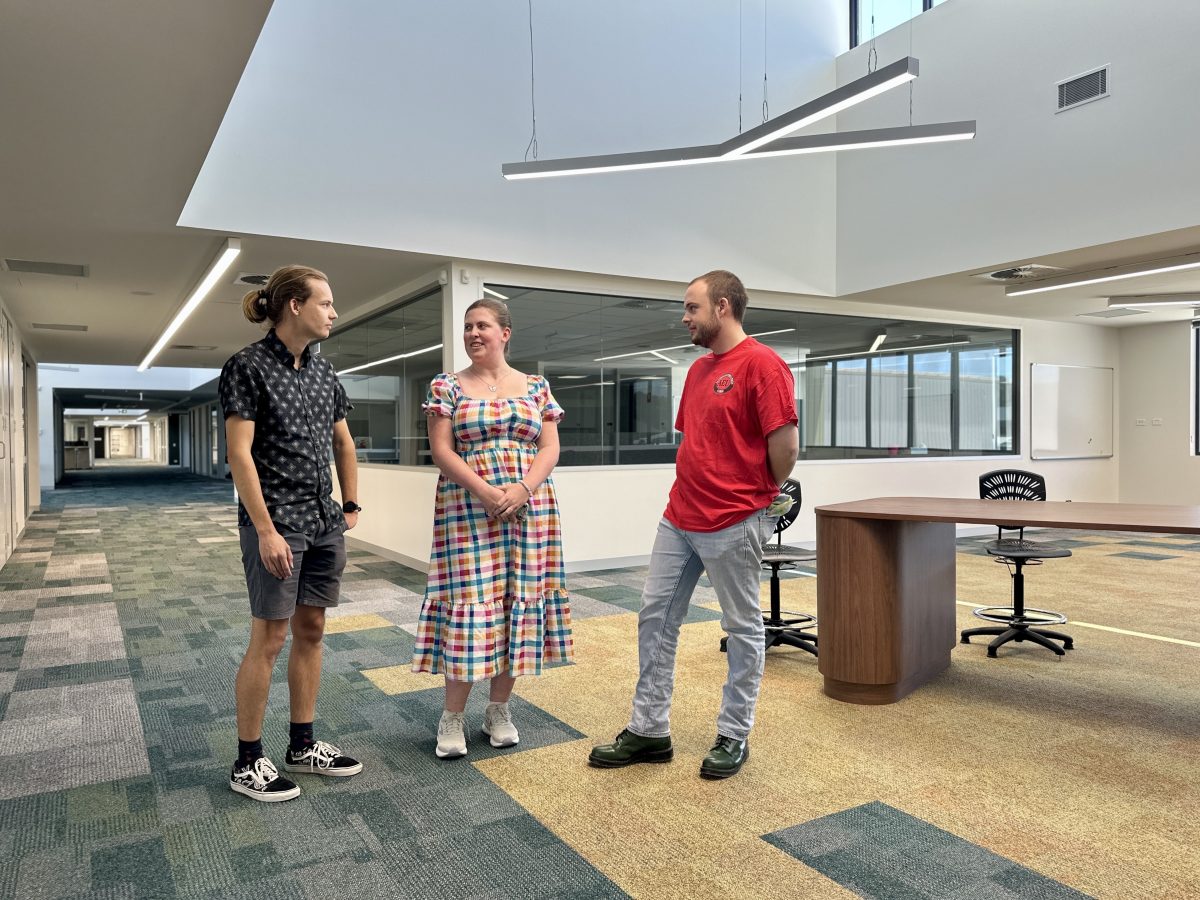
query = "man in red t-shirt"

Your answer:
(589, 270), (799, 779)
